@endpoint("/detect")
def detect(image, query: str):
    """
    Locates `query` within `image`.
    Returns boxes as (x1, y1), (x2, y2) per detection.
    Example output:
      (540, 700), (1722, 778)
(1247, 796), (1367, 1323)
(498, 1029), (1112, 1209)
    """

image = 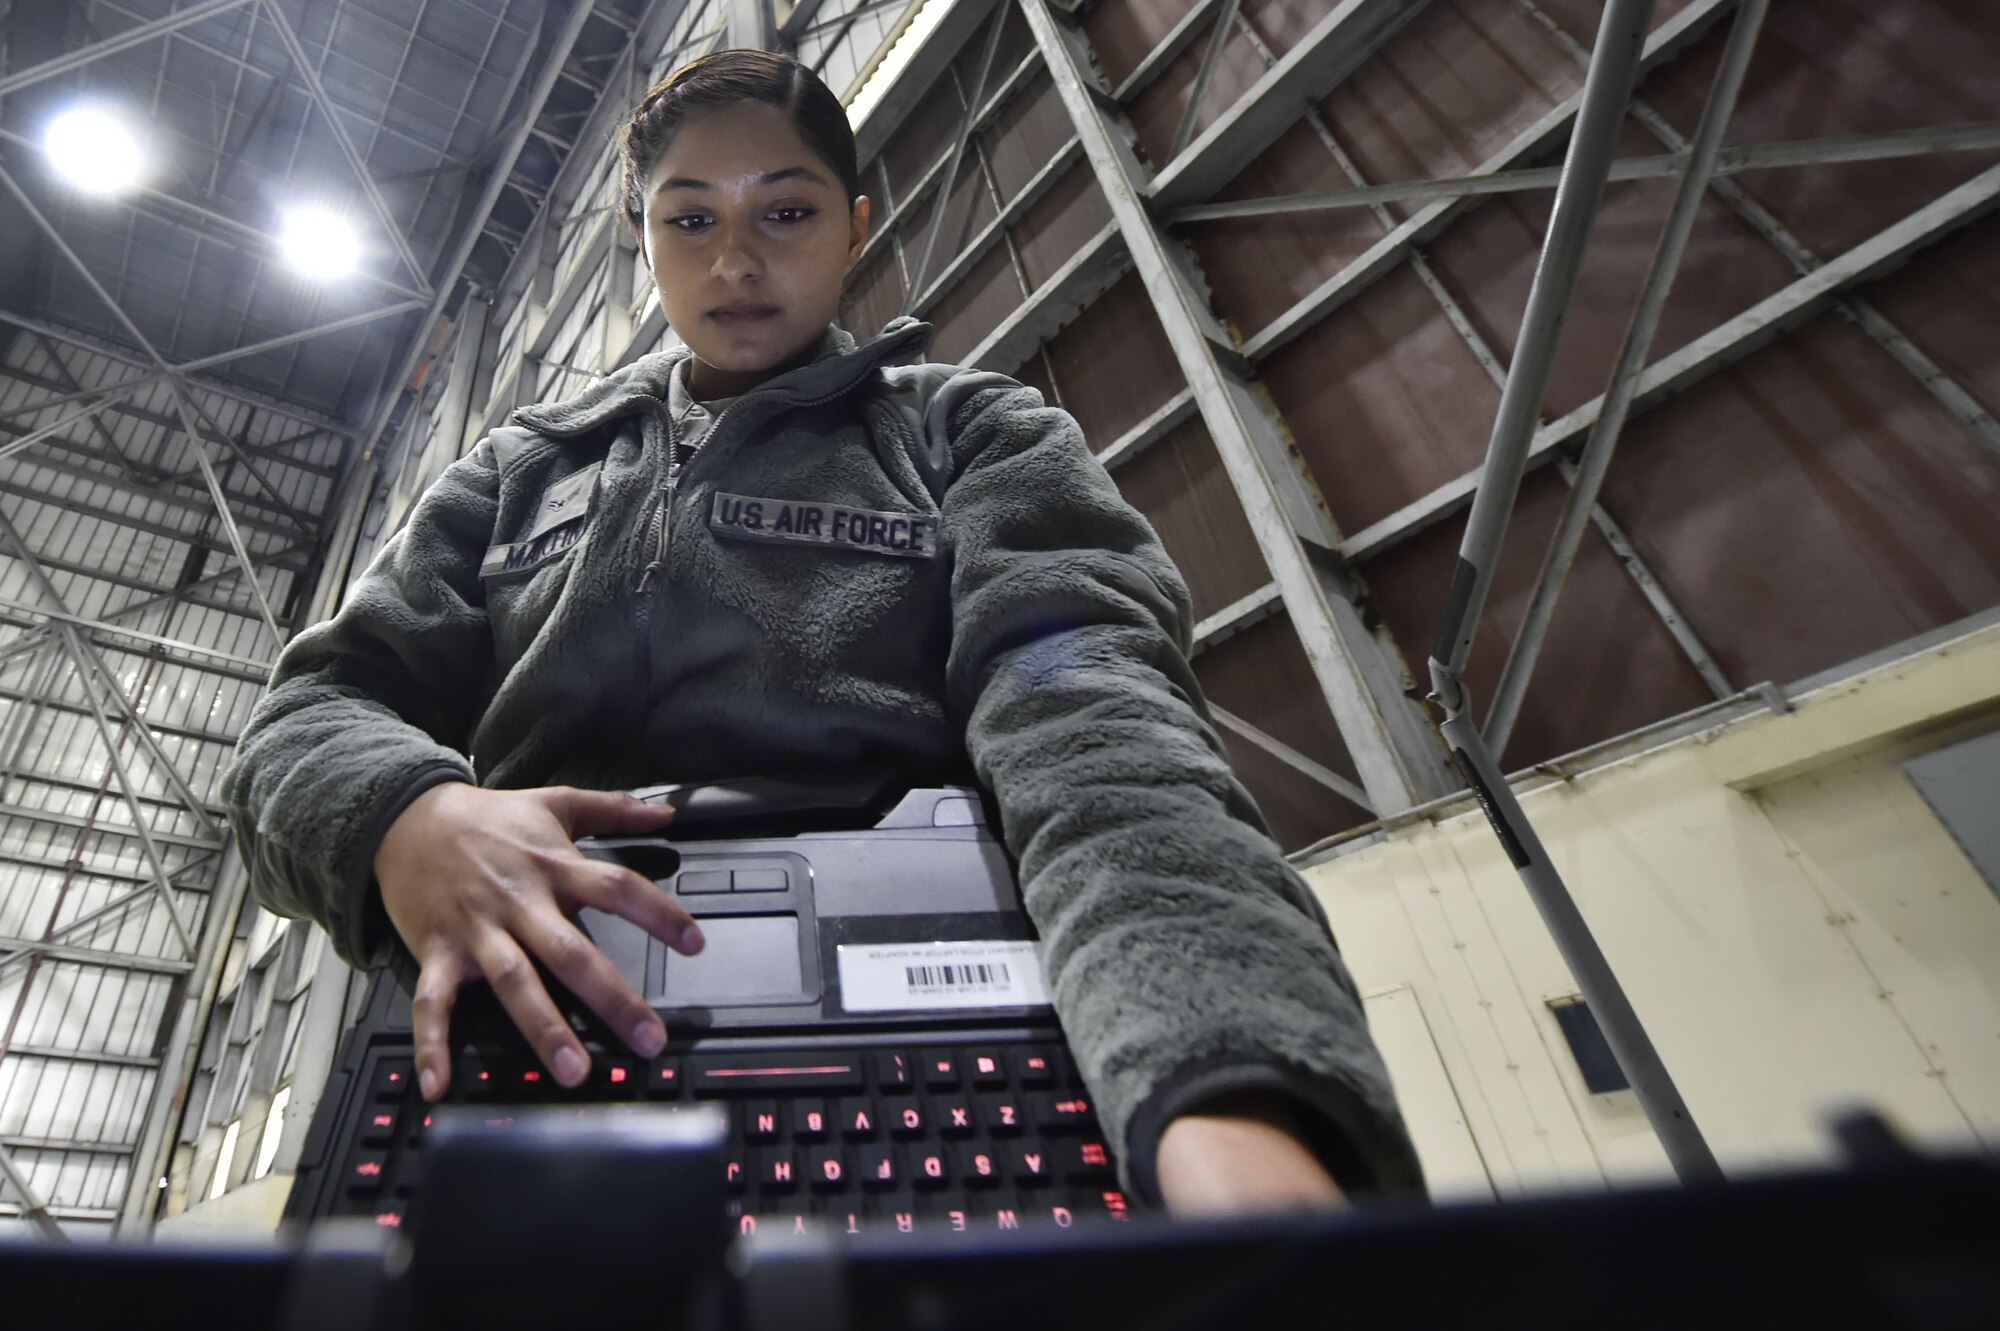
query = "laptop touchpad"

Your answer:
(661, 915), (803, 1005)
